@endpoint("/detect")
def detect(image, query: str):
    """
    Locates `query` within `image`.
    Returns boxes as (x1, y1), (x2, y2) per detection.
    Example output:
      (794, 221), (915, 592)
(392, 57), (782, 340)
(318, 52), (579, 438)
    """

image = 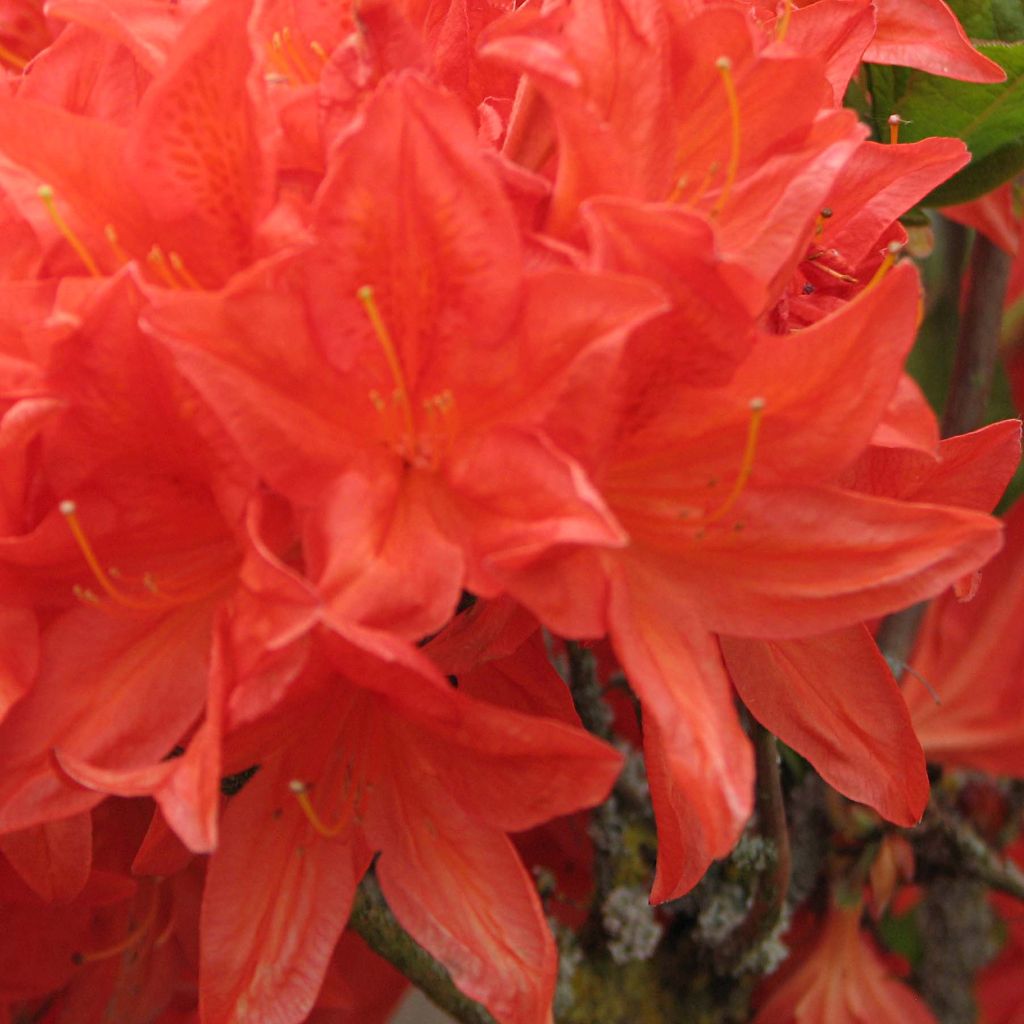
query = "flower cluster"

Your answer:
(0, 0), (1020, 1021)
